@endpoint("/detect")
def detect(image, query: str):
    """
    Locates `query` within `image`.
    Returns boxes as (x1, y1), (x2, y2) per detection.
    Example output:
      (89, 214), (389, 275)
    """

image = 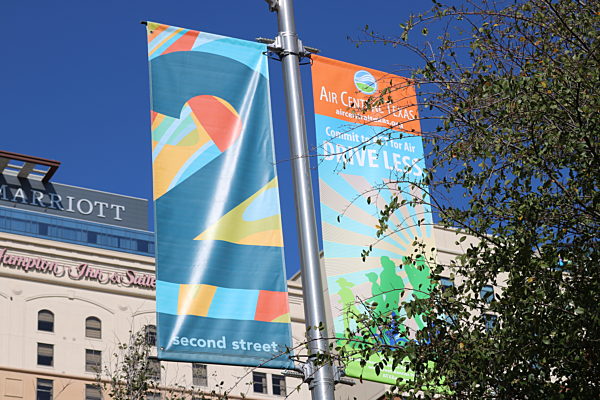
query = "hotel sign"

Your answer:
(0, 173), (148, 230)
(0, 248), (155, 290)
